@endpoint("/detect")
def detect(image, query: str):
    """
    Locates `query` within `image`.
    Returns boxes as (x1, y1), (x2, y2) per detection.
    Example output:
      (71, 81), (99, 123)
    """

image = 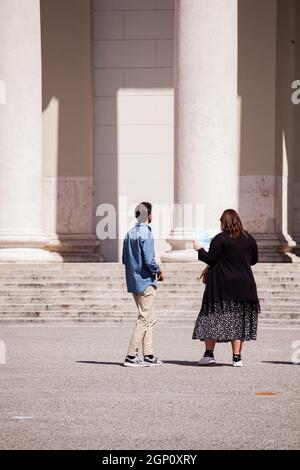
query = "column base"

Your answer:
(290, 237), (300, 258)
(161, 230), (300, 263)
(46, 234), (103, 262)
(161, 248), (198, 263)
(253, 233), (299, 263)
(0, 229), (56, 262)
(0, 248), (56, 263)
(161, 229), (198, 262)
